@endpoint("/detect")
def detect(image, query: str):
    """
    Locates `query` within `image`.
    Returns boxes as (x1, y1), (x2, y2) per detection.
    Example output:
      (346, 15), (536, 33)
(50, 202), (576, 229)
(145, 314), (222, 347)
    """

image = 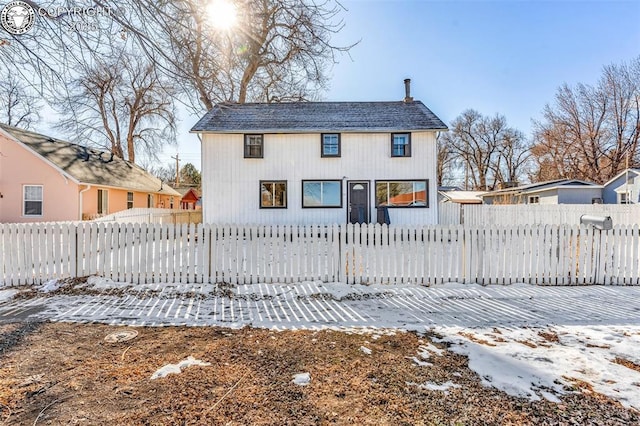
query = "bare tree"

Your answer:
(436, 132), (456, 187)
(109, 0), (353, 110)
(0, 72), (41, 129)
(56, 53), (176, 164)
(1, 1), (353, 113)
(531, 56), (640, 184)
(440, 109), (530, 190)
